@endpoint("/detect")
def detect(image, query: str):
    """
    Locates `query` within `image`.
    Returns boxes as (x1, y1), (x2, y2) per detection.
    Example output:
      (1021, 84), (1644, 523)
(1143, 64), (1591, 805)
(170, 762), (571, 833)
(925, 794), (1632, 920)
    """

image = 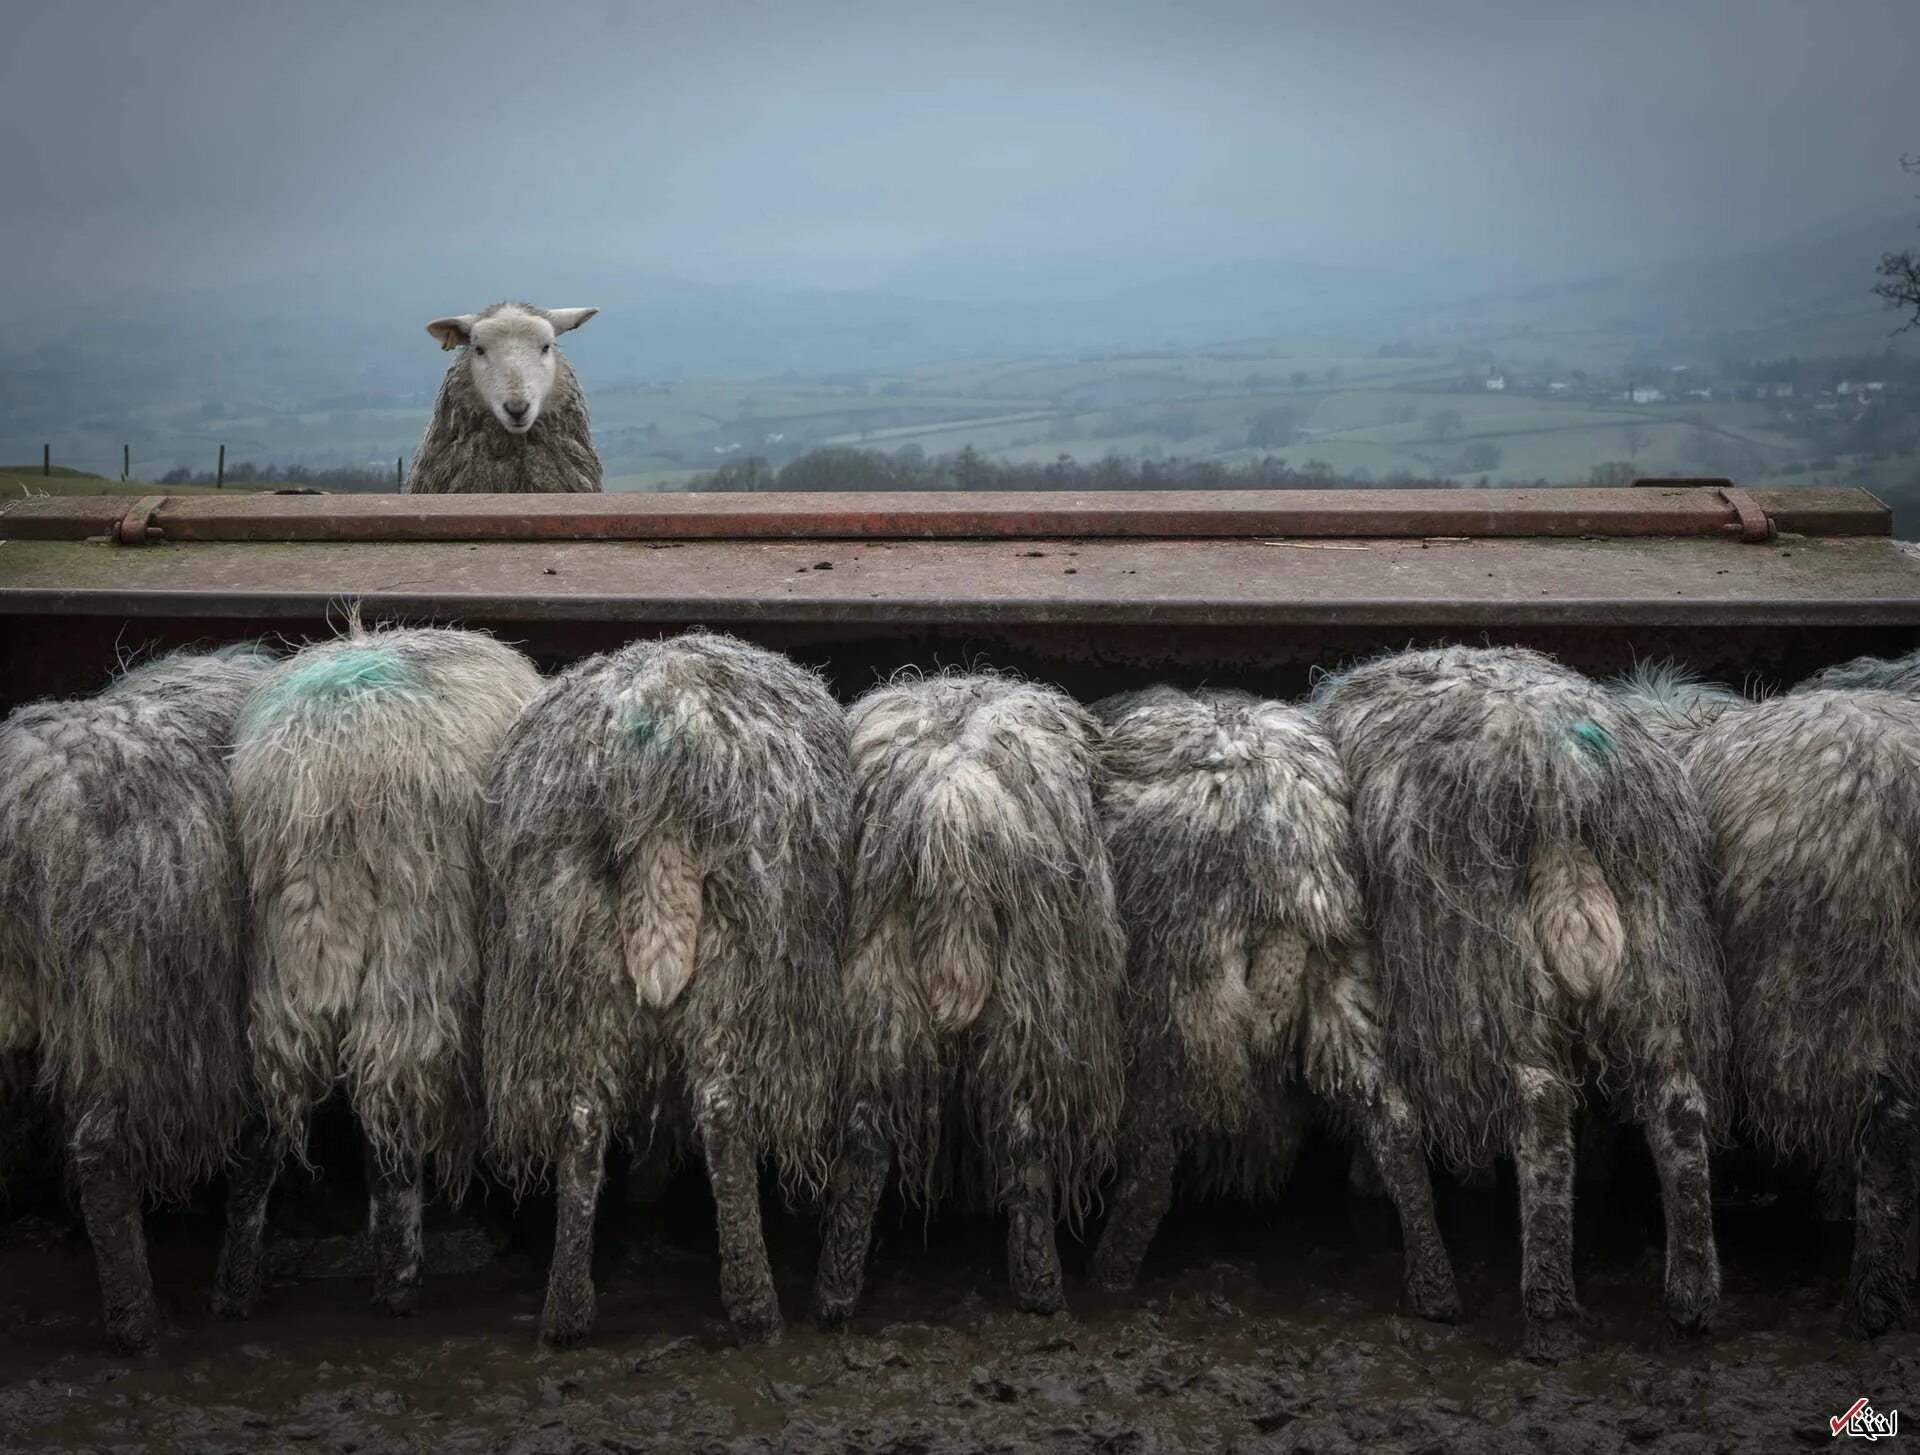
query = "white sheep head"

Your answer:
(424, 303), (598, 435)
